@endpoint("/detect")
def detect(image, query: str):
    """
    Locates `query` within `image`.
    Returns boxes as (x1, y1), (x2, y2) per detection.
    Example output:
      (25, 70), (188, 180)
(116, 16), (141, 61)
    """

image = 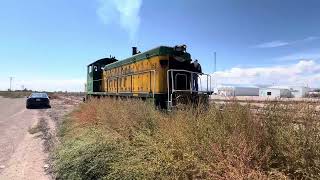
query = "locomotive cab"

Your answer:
(87, 58), (117, 94)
